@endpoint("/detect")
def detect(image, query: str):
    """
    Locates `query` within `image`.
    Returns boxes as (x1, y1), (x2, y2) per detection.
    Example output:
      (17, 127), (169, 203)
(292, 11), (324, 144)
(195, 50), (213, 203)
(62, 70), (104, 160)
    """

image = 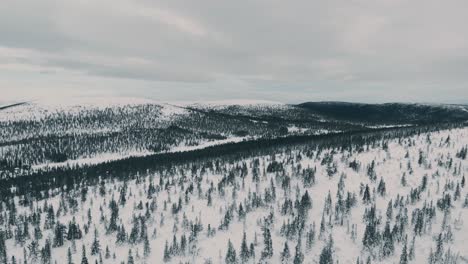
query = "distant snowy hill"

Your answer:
(297, 101), (468, 124)
(1, 97), (467, 171)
